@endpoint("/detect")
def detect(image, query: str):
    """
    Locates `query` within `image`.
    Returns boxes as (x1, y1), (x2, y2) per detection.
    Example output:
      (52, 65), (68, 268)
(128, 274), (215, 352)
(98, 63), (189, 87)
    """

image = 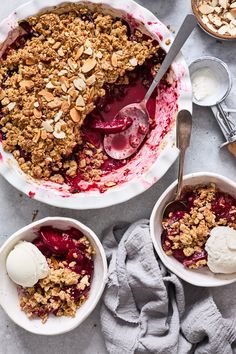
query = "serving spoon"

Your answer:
(104, 14), (197, 160)
(162, 109), (192, 219)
